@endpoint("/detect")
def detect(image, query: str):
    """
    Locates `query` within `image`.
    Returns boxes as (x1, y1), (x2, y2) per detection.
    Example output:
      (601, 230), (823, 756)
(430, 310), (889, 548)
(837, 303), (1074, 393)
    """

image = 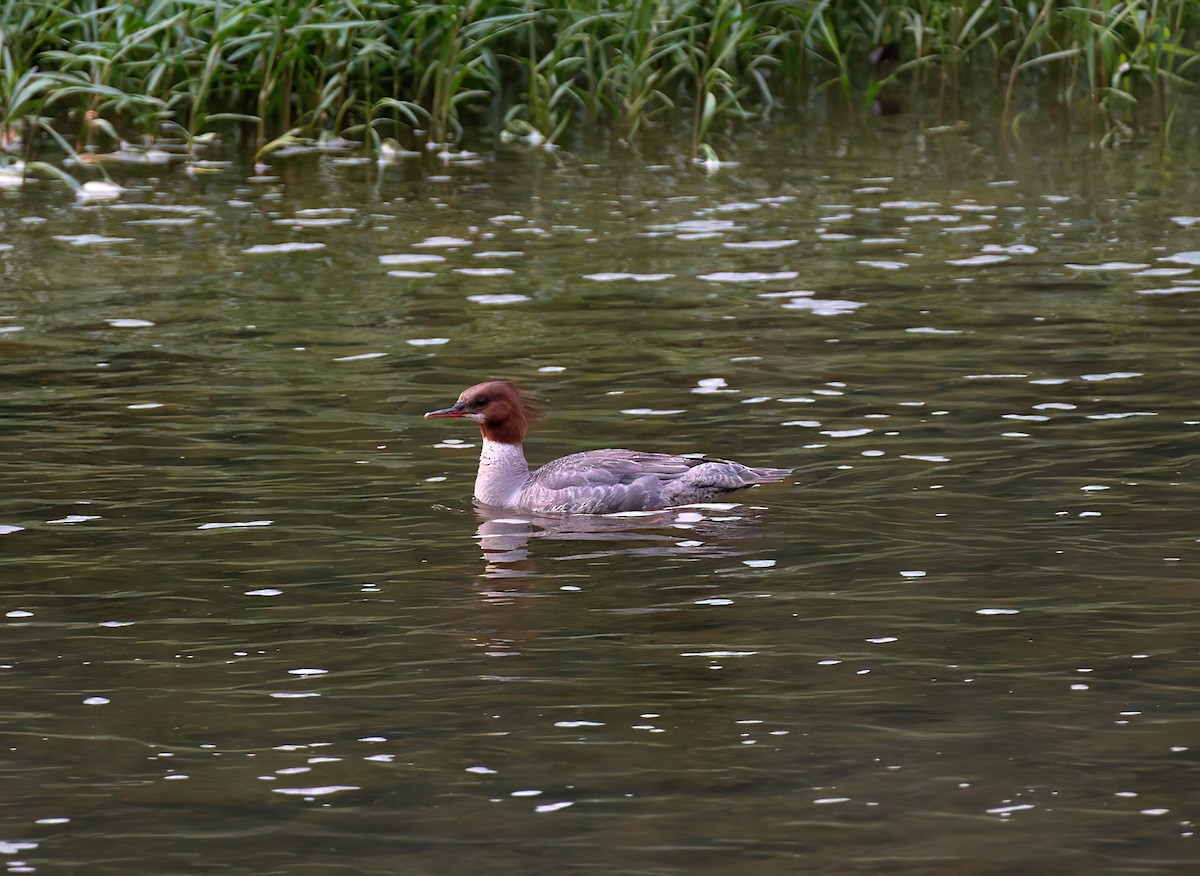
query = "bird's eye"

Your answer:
(474, 396), (488, 405)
